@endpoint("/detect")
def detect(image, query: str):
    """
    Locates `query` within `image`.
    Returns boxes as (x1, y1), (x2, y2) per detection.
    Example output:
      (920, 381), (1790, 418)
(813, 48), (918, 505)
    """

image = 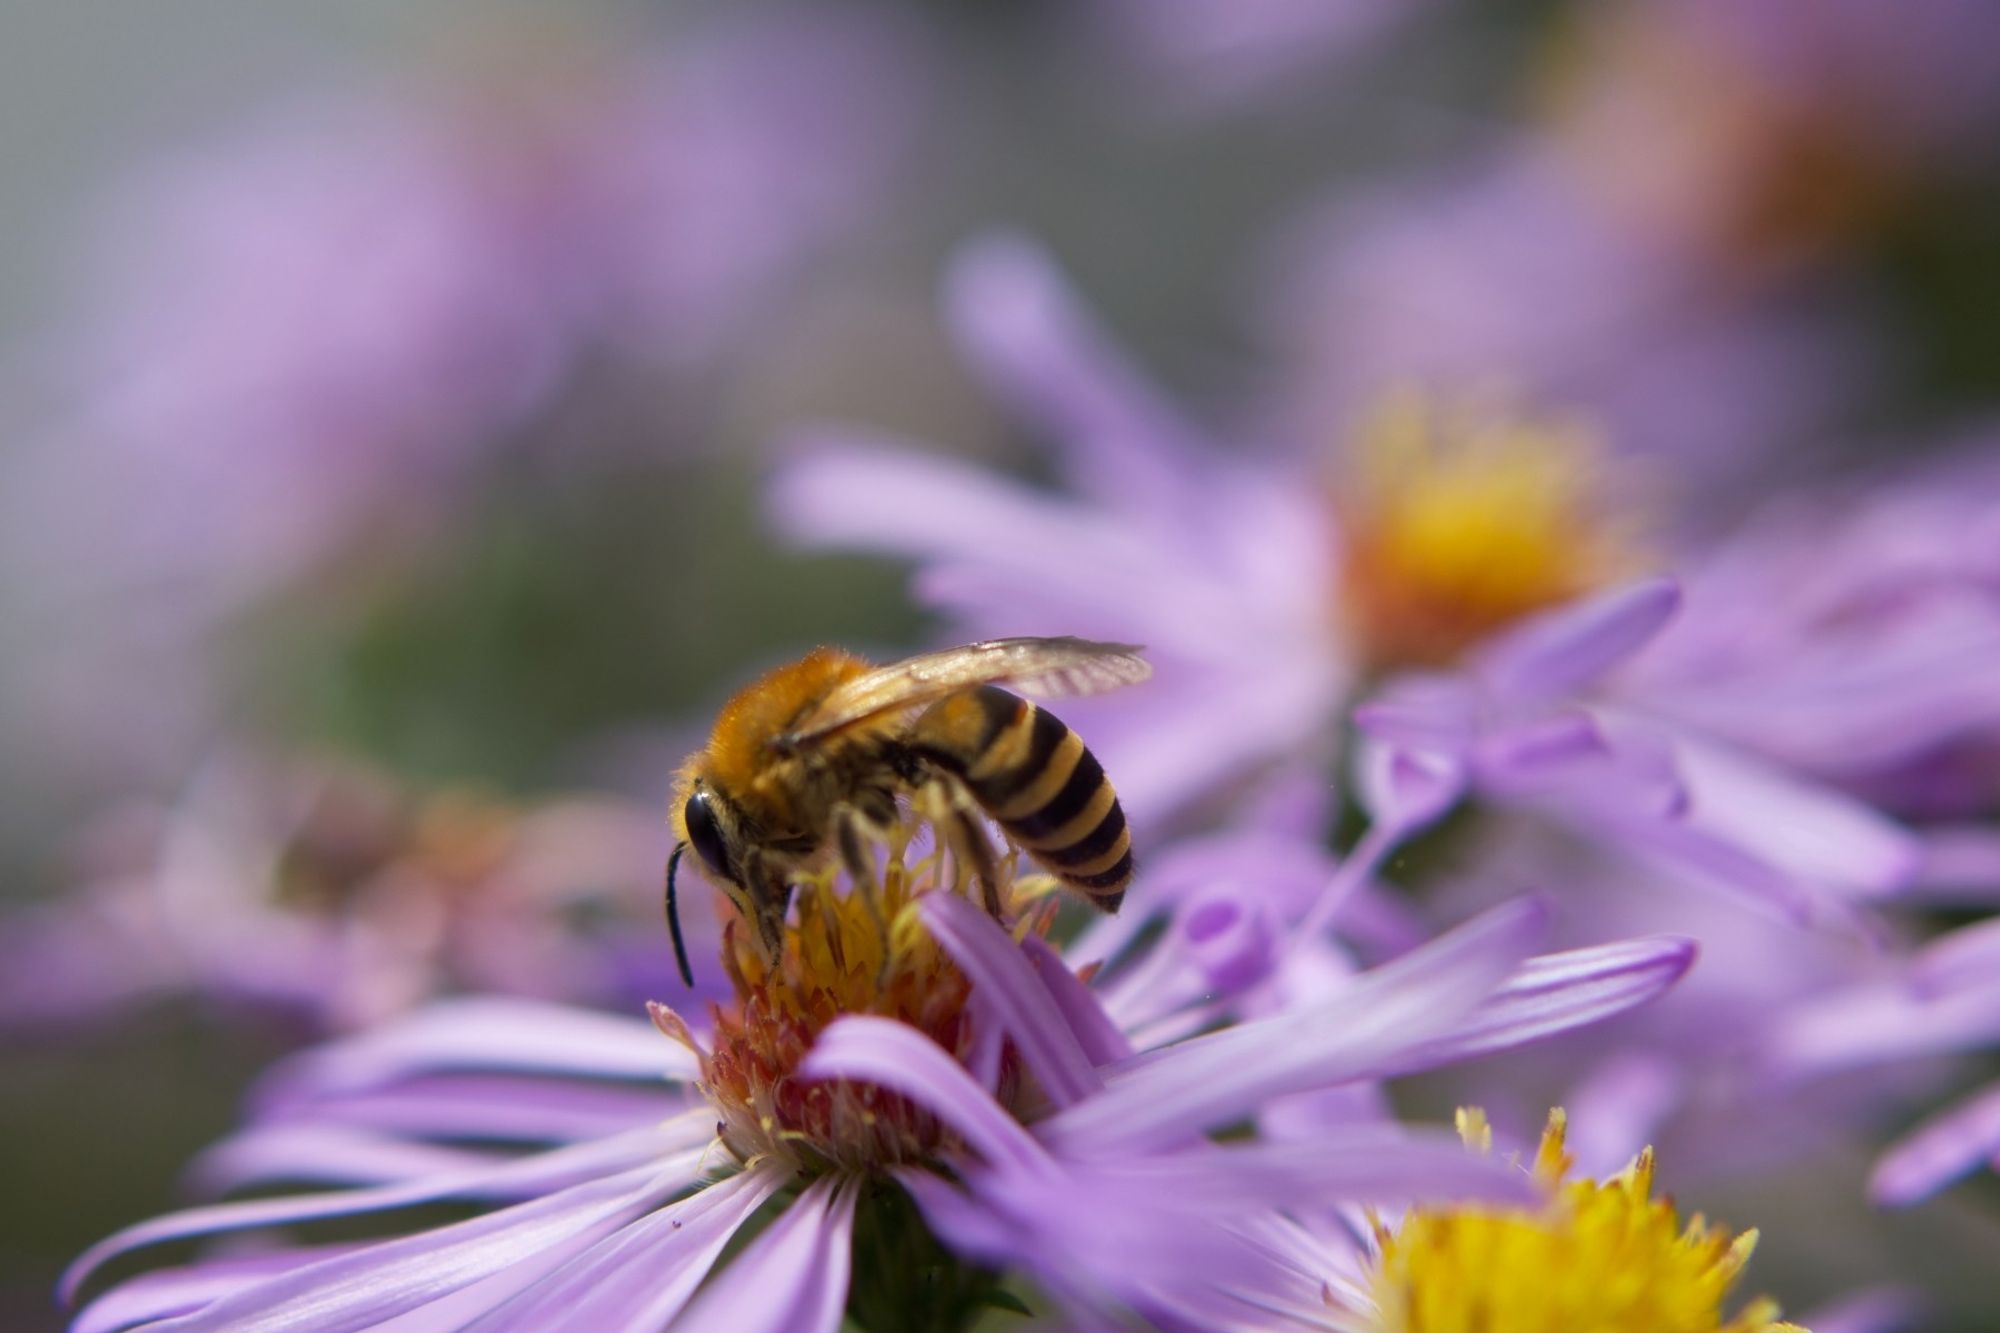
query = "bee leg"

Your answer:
(834, 807), (892, 976)
(742, 854), (791, 966)
(948, 804), (1005, 919)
